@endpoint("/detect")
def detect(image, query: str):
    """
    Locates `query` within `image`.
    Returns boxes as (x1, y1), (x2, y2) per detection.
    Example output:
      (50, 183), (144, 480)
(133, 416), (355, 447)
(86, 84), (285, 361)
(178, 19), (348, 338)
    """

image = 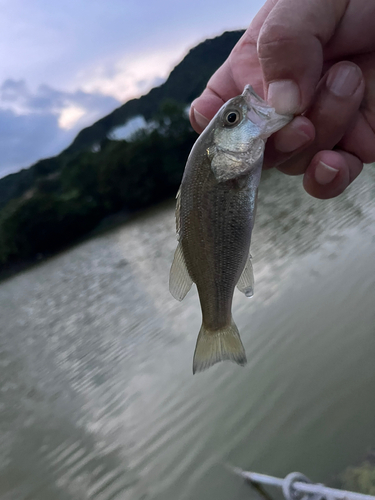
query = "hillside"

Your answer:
(0, 30), (244, 210)
(0, 29), (245, 273)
